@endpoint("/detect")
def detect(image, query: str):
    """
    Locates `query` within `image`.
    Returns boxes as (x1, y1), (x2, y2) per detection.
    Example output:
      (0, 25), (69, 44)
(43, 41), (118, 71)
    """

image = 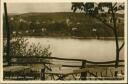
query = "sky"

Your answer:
(7, 3), (72, 14)
(7, 3), (124, 14)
